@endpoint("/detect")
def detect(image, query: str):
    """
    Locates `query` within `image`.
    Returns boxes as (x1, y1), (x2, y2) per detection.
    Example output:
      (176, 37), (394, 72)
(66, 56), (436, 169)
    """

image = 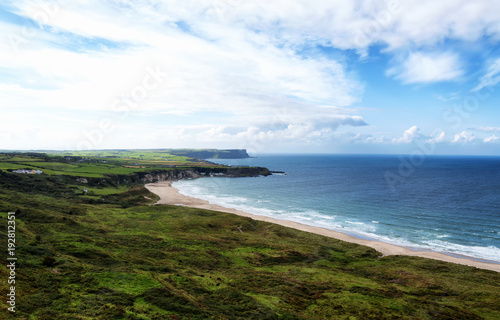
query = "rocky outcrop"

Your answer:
(76, 178), (89, 184)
